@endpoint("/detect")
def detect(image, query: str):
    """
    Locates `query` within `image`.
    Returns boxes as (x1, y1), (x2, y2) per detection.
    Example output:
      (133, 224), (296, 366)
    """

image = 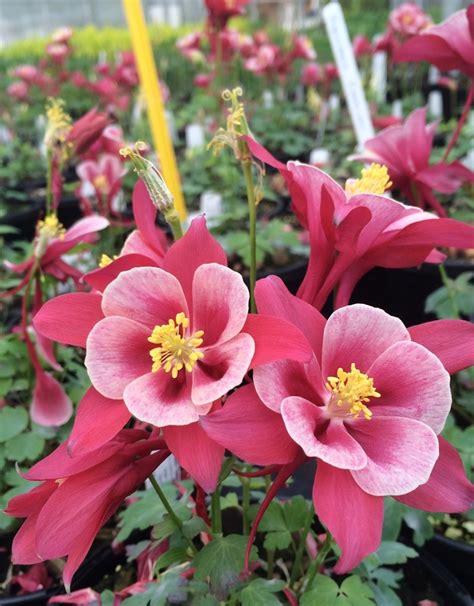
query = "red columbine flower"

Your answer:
(352, 35), (373, 58)
(67, 108), (109, 156)
(389, 2), (432, 39)
(5, 430), (166, 591)
(244, 136), (474, 310)
(353, 107), (474, 216)
(33, 218), (311, 490)
(205, 0), (251, 30)
(300, 62), (322, 87)
(394, 5), (474, 77)
(202, 277), (474, 573)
